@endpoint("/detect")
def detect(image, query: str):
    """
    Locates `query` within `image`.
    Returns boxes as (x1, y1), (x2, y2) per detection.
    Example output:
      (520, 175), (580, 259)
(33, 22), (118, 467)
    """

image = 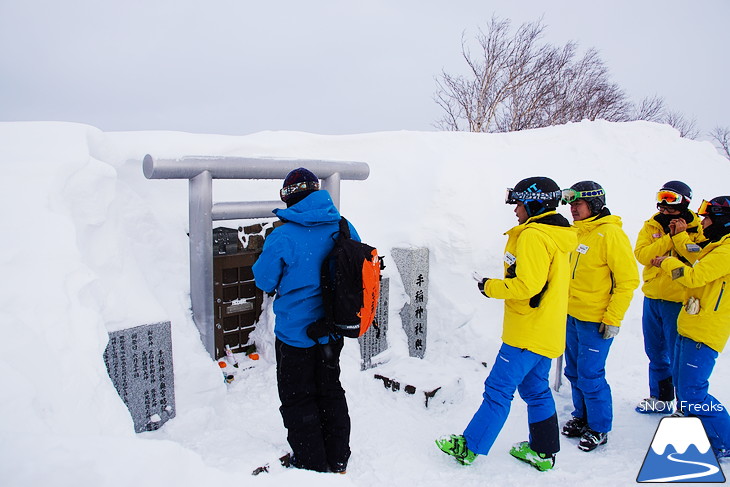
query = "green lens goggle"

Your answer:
(561, 188), (605, 205)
